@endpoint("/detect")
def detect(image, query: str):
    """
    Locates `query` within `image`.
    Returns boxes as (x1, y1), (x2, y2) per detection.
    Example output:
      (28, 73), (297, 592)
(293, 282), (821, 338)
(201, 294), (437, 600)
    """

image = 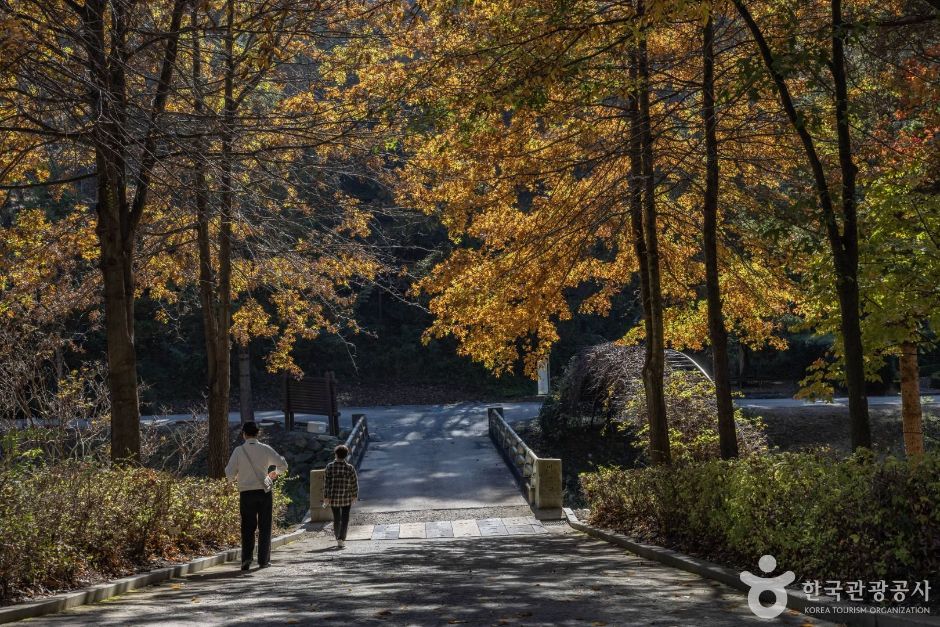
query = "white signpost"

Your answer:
(537, 358), (550, 396)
